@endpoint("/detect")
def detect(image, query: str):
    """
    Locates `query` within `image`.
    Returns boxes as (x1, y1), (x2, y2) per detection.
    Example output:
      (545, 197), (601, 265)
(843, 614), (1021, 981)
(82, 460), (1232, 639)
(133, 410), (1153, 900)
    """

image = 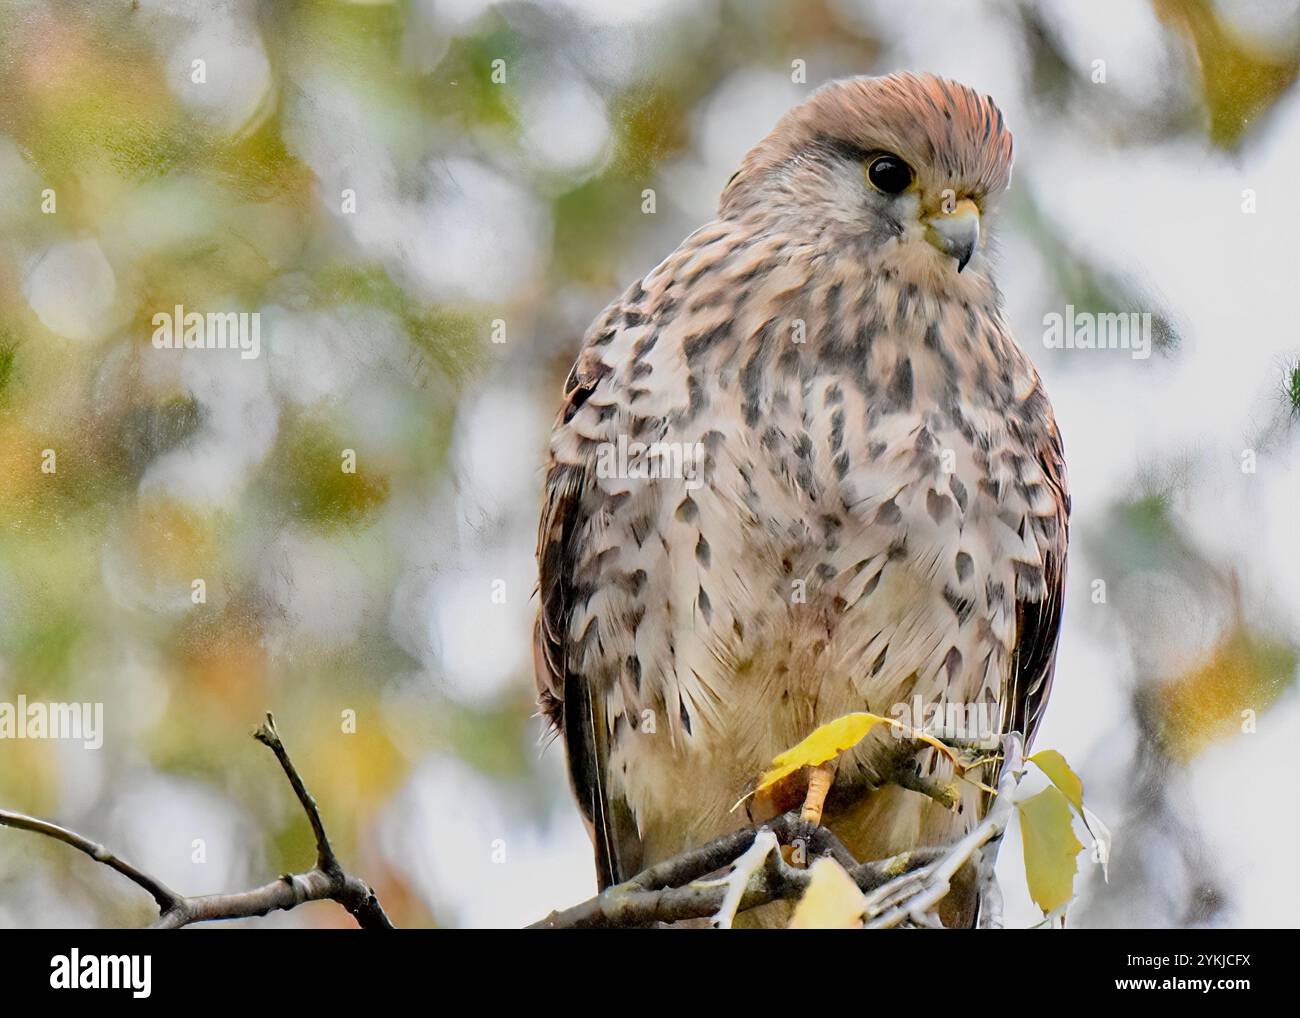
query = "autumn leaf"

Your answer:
(749, 712), (889, 801)
(1027, 749), (1082, 815)
(738, 711), (989, 811)
(788, 857), (865, 929)
(1017, 786), (1084, 915)
(1029, 747), (1108, 853)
